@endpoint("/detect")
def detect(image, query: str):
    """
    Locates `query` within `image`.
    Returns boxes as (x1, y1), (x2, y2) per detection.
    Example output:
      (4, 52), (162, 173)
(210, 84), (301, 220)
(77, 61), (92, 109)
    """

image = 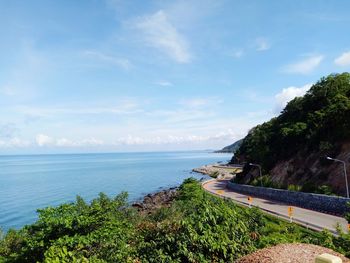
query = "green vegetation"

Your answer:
(236, 73), (350, 169)
(315, 185), (335, 195)
(248, 175), (280, 188)
(215, 139), (243, 153)
(287, 184), (302, 192)
(234, 174), (336, 195)
(234, 73), (350, 192)
(210, 170), (220, 178)
(1, 179), (349, 262)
